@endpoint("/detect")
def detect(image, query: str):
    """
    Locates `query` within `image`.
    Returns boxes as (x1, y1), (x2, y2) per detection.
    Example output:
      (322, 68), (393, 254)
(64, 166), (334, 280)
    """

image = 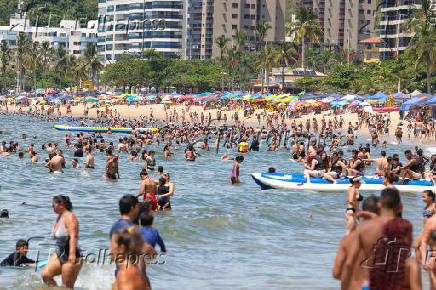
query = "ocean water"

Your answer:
(0, 114), (432, 289)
